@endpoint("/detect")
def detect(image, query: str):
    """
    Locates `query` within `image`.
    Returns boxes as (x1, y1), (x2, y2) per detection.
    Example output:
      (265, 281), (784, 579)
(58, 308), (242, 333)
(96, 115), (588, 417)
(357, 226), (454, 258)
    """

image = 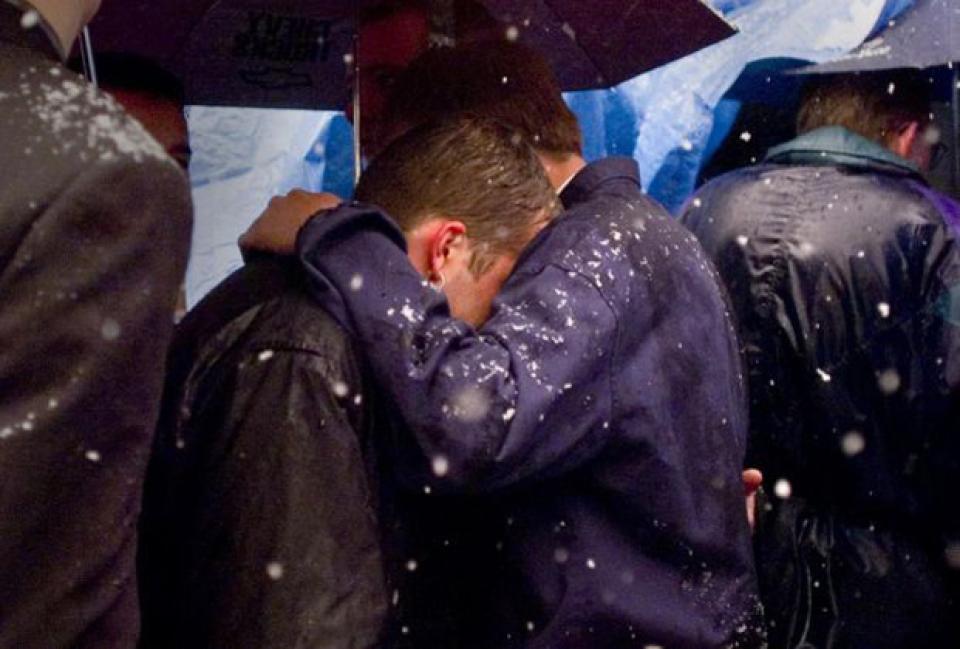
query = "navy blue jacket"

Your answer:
(297, 158), (764, 648)
(681, 127), (960, 648)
